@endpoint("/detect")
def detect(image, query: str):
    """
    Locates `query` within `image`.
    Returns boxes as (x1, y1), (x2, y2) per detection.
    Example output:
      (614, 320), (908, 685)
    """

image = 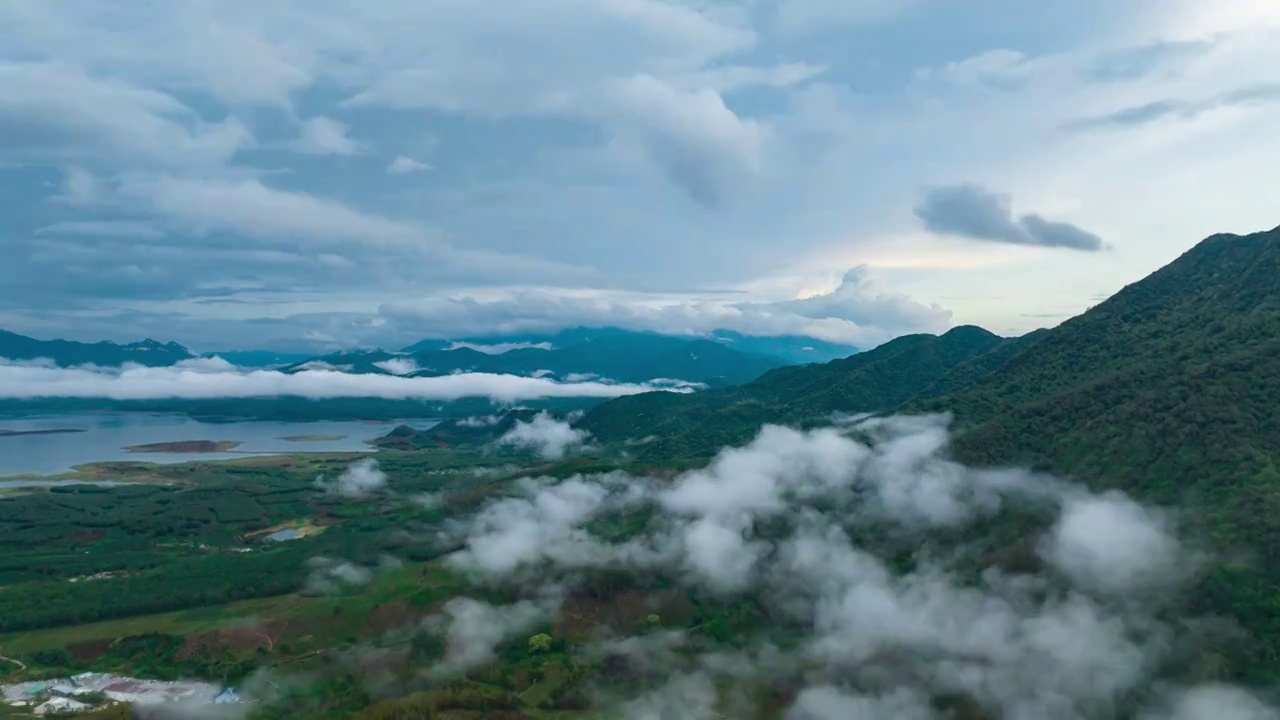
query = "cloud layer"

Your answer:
(414, 413), (1272, 719)
(5, 2), (1276, 347)
(0, 359), (682, 403)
